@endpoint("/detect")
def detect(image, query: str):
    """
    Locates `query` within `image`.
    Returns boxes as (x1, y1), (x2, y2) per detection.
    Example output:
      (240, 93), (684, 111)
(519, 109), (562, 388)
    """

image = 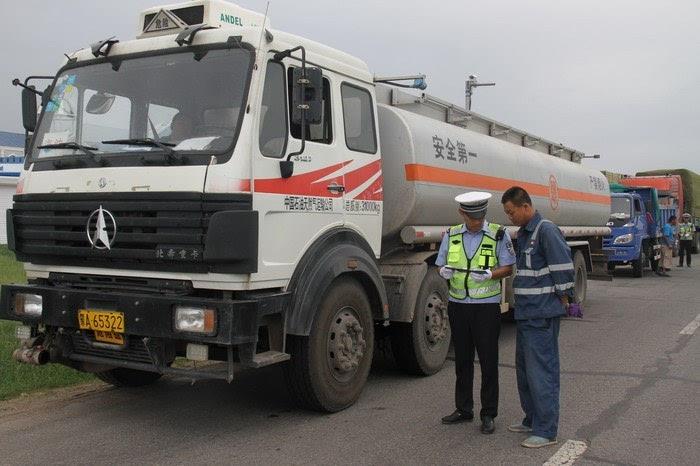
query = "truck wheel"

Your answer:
(607, 262), (616, 273)
(573, 251), (587, 303)
(390, 267), (451, 376)
(96, 368), (162, 387)
(631, 247), (644, 278)
(284, 276), (374, 412)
